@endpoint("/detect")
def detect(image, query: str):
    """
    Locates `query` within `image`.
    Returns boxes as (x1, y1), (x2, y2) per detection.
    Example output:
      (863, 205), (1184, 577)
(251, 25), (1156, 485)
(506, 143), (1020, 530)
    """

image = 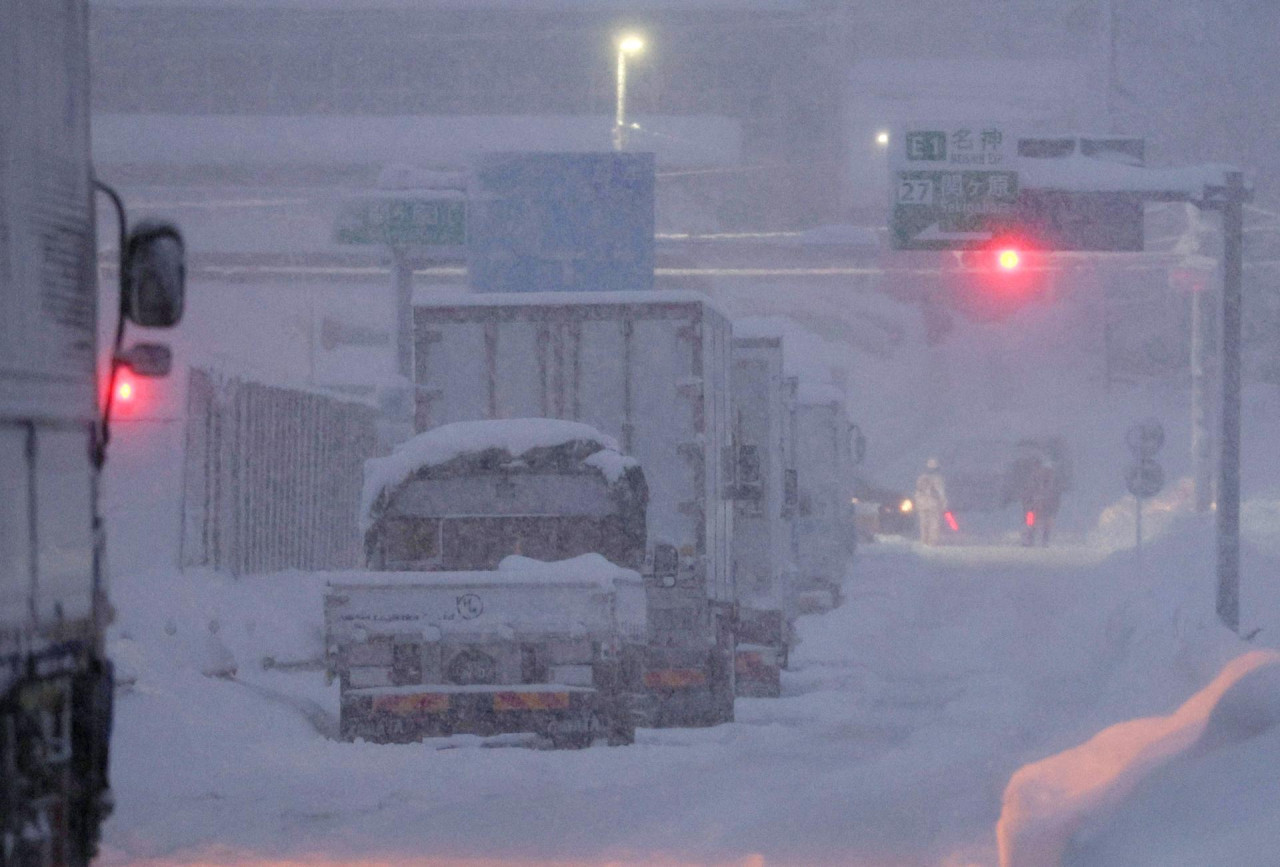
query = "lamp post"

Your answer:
(613, 34), (644, 151)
